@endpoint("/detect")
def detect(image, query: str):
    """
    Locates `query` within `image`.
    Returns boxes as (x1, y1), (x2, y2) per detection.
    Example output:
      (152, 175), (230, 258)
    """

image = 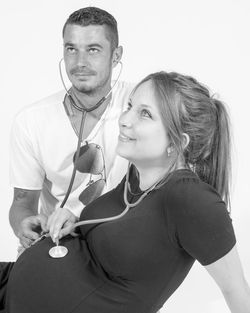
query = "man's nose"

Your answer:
(76, 51), (89, 67)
